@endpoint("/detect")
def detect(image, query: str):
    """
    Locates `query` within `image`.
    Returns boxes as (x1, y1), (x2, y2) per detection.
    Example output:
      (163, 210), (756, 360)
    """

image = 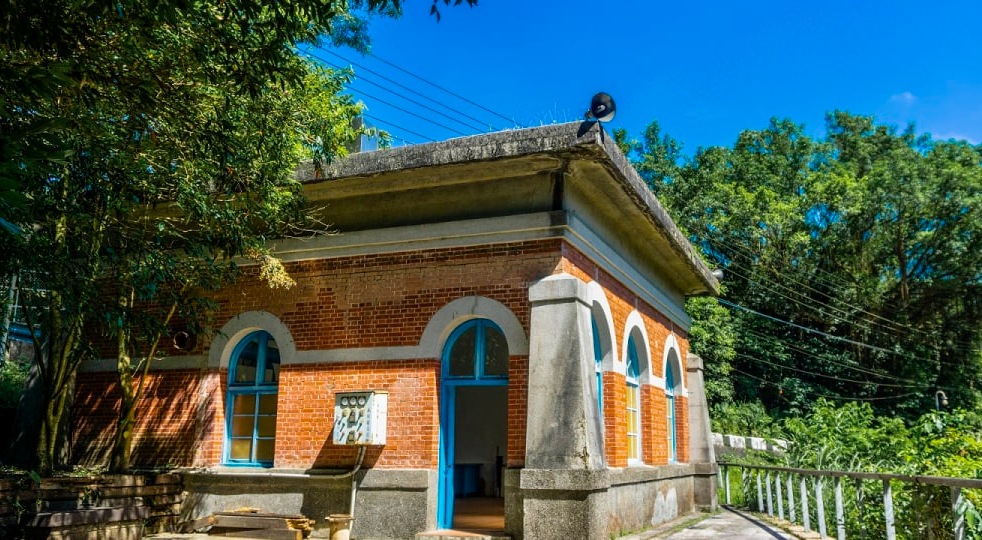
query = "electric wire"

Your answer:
(705, 235), (921, 338)
(716, 261), (953, 352)
(729, 367), (922, 403)
(742, 327), (929, 386)
(309, 53), (487, 133)
(709, 235), (981, 354)
(705, 233), (861, 293)
(361, 113), (433, 144)
(367, 50), (515, 126)
(313, 48), (498, 131)
(733, 351), (934, 389)
(348, 87), (469, 137)
(721, 263), (887, 338)
(718, 298), (909, 357)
